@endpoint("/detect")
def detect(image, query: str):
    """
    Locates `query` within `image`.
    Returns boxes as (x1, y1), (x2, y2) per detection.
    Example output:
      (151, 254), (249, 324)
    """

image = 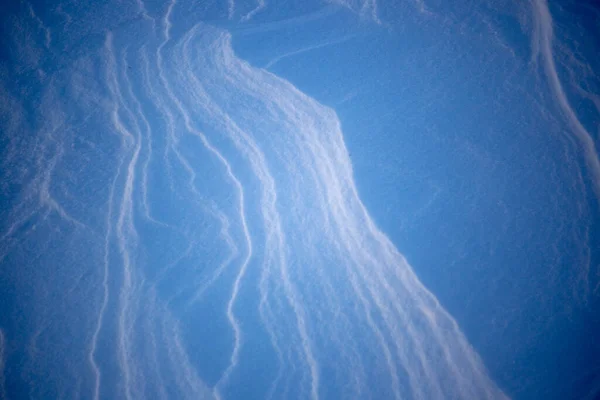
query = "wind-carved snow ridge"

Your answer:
(0, 0), (510, 399)
(529, 0), (600, 202)
(151, 21), (507, 399)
